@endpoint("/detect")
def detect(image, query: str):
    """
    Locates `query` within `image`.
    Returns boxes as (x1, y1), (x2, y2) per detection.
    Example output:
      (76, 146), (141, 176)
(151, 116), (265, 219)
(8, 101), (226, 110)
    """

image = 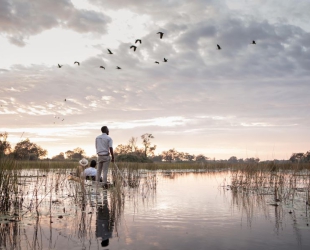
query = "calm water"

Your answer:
(1, 170), (310, 250)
